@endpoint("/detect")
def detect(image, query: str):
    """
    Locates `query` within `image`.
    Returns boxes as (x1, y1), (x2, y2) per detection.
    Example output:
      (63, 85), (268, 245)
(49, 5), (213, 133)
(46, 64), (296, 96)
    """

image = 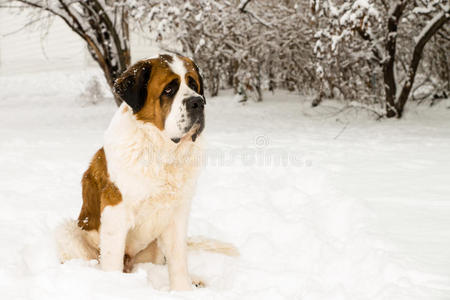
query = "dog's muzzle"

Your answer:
(170, 96), (205, 144)
(185, 96), (205, 112)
